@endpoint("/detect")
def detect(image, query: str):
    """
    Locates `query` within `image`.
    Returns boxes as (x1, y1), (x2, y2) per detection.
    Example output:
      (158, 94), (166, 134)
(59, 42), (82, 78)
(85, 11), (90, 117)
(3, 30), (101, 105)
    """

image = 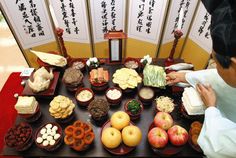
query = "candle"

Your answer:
(177, 8), (183, 31)
(49, 4), (59, 28)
